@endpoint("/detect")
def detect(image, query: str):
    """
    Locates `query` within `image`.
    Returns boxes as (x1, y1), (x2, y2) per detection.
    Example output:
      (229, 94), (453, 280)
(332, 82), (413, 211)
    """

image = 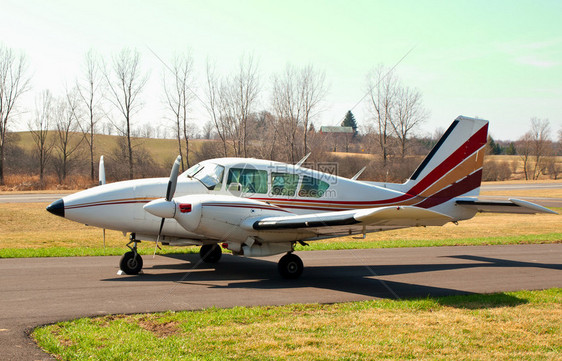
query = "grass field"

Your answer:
(32, 288), (561, 360)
